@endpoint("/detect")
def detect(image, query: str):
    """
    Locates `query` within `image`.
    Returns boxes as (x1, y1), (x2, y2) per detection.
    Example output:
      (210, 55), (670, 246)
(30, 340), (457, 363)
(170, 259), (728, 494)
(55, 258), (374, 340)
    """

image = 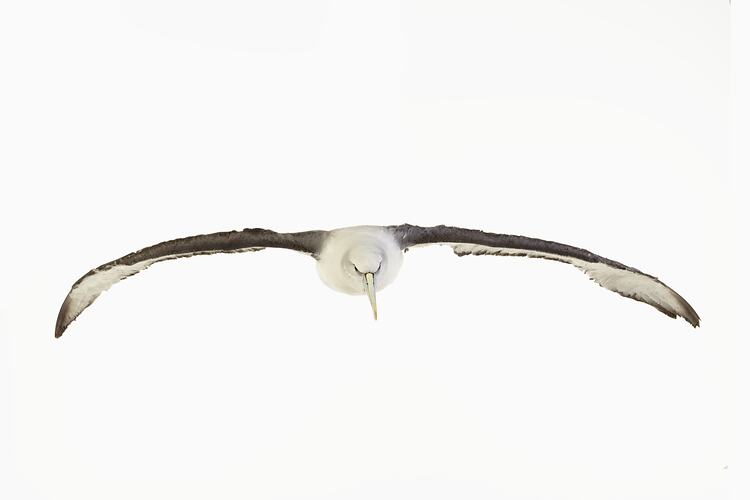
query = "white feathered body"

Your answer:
(316, 226), (403, 295)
